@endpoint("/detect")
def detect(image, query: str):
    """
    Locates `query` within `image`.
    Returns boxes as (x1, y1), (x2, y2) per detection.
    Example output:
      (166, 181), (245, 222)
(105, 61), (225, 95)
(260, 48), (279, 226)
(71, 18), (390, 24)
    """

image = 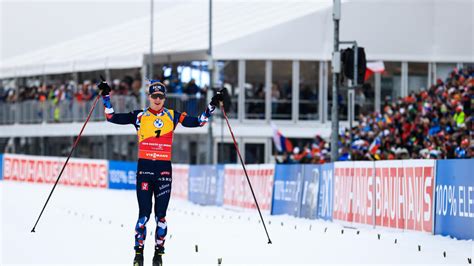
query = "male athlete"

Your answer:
(98, 79), (222, 266)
